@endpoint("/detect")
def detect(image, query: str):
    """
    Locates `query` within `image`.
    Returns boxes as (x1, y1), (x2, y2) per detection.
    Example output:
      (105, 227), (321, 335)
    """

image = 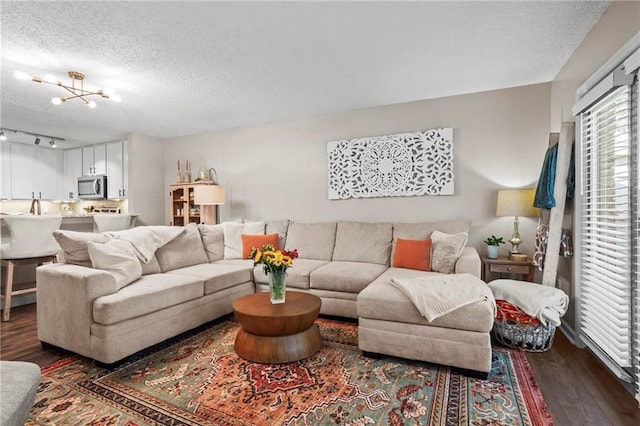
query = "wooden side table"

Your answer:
(481, 256), (534, 282)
